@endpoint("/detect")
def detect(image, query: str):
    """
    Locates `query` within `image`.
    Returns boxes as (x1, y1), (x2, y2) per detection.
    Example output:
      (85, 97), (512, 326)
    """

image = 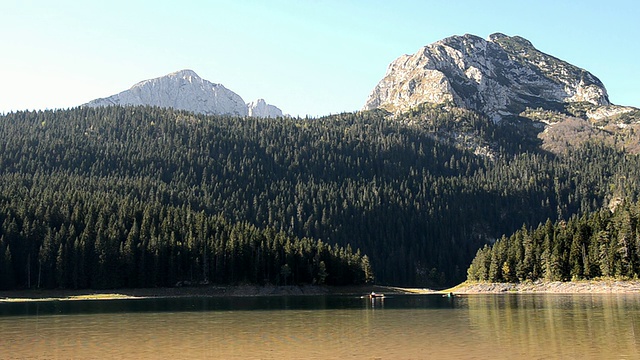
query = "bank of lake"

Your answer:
(446, 279), (640, 294)
(2, 279), (639, 302)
